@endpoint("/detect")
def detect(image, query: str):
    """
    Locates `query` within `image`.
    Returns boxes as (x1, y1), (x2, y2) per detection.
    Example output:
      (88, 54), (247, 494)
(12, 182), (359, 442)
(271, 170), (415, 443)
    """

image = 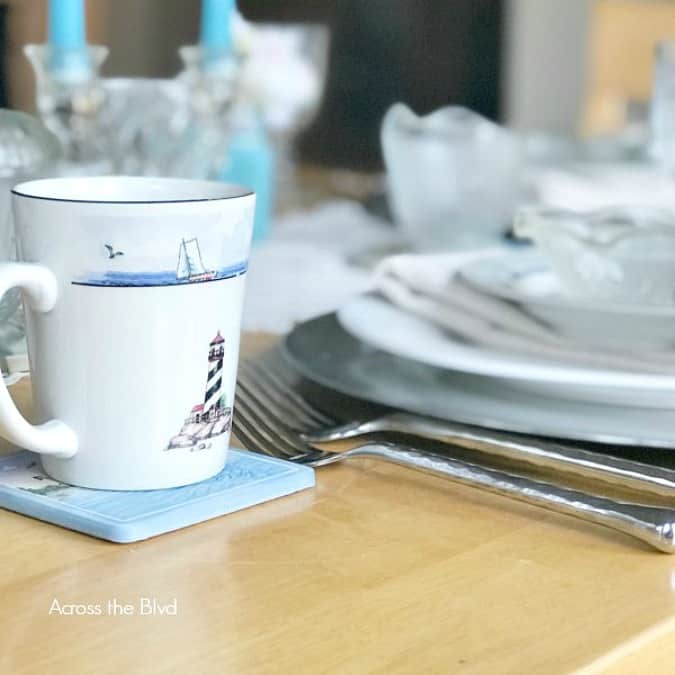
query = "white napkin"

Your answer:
(373, 249), (675, 373)
(244, 201), (398, 333)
